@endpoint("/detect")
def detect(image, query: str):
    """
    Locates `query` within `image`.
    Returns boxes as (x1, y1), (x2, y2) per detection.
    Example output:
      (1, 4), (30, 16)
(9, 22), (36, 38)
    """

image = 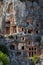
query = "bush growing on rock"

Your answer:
(8, 35), (14, 39)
